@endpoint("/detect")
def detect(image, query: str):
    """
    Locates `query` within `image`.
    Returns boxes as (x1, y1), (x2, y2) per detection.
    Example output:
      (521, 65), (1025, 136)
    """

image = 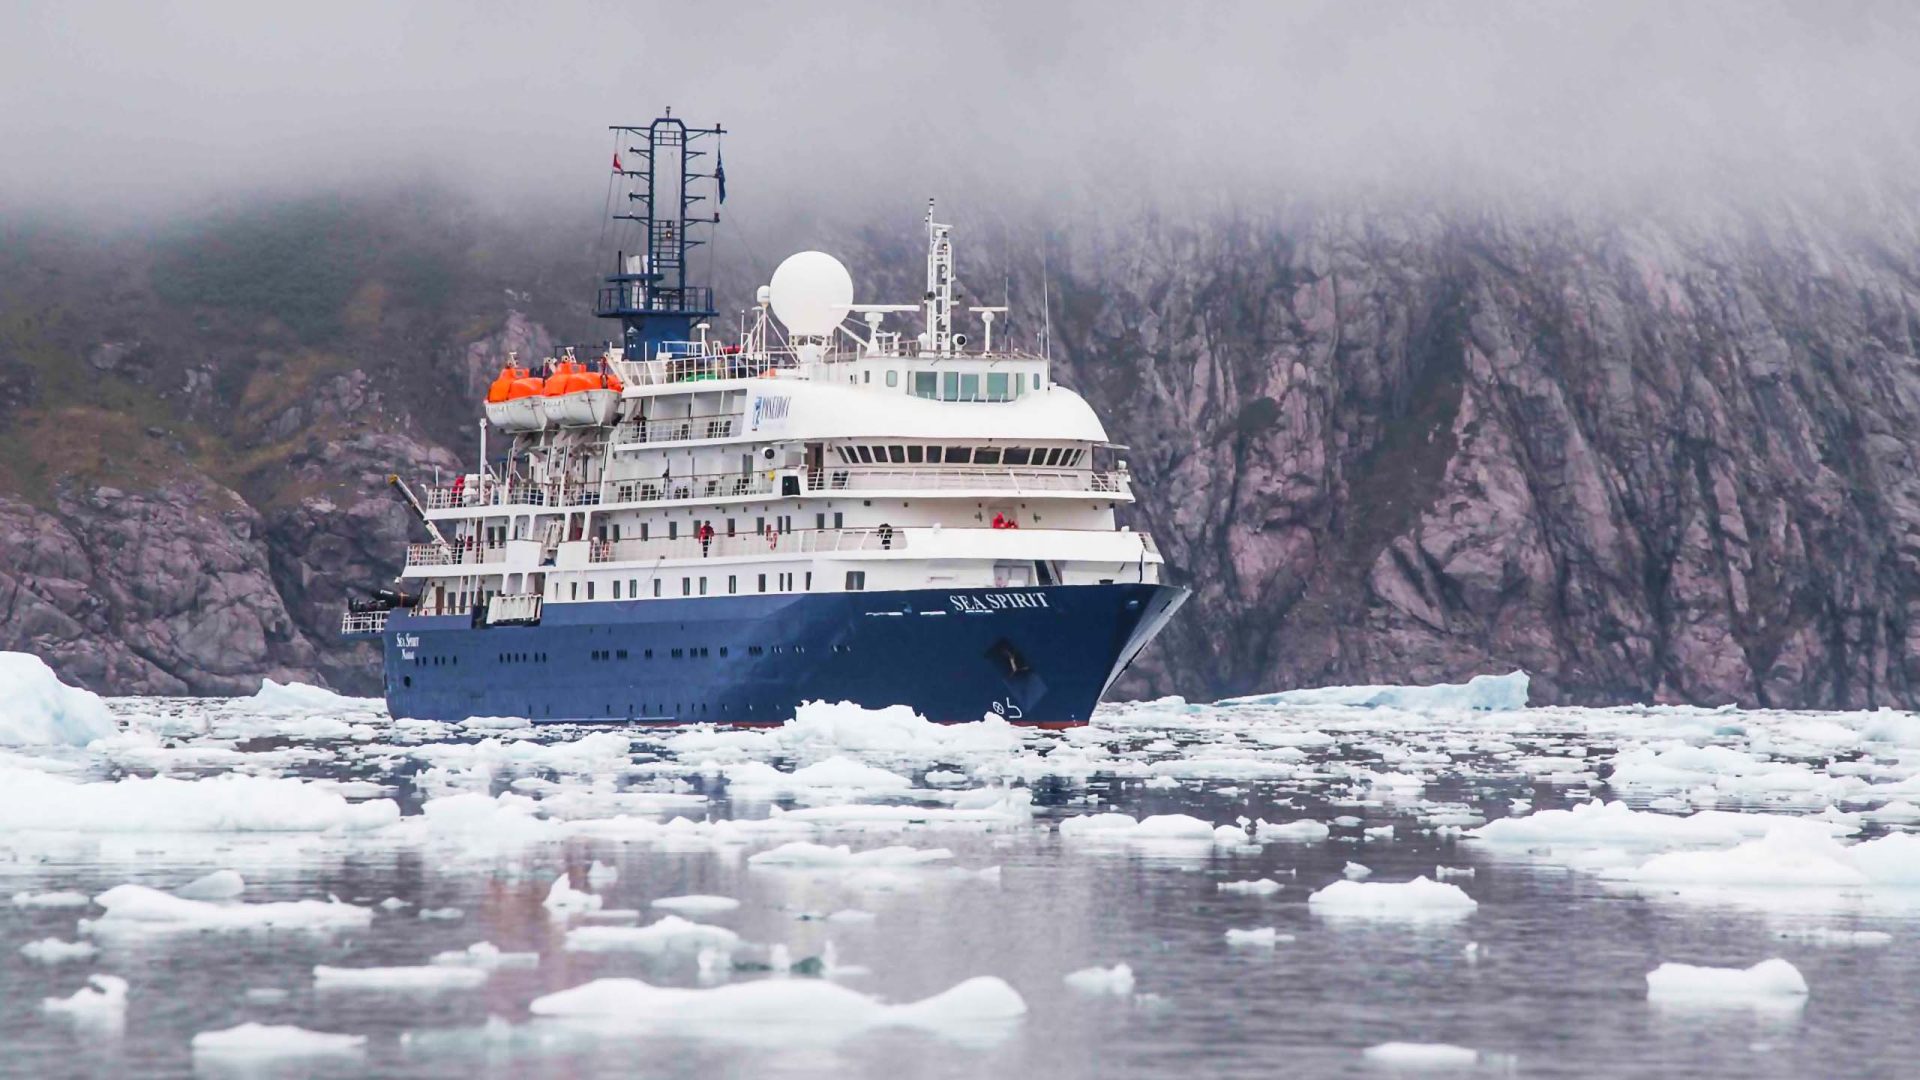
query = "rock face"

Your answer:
(1054, 201), (1920, 707)
(8, 194), (1920, 708)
